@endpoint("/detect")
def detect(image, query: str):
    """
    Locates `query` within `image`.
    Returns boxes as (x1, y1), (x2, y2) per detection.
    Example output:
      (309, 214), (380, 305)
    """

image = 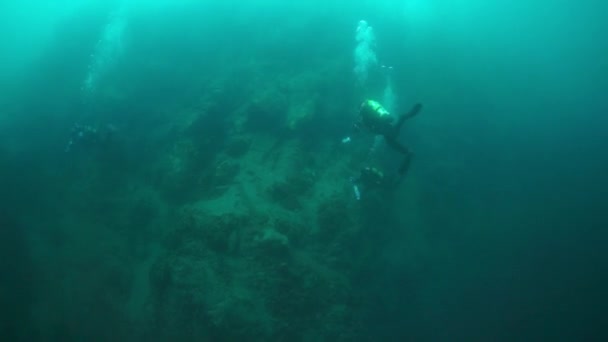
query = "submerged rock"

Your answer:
(255, 227), (290, 258)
